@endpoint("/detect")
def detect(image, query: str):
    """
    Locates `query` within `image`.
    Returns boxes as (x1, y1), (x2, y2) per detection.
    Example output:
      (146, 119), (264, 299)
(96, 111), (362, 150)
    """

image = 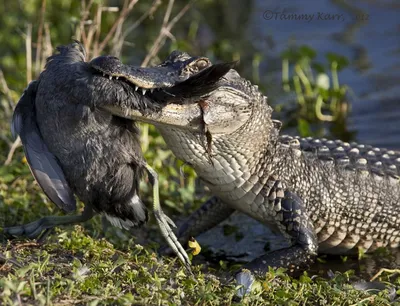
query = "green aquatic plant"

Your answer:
(281, 45), (351, 137)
